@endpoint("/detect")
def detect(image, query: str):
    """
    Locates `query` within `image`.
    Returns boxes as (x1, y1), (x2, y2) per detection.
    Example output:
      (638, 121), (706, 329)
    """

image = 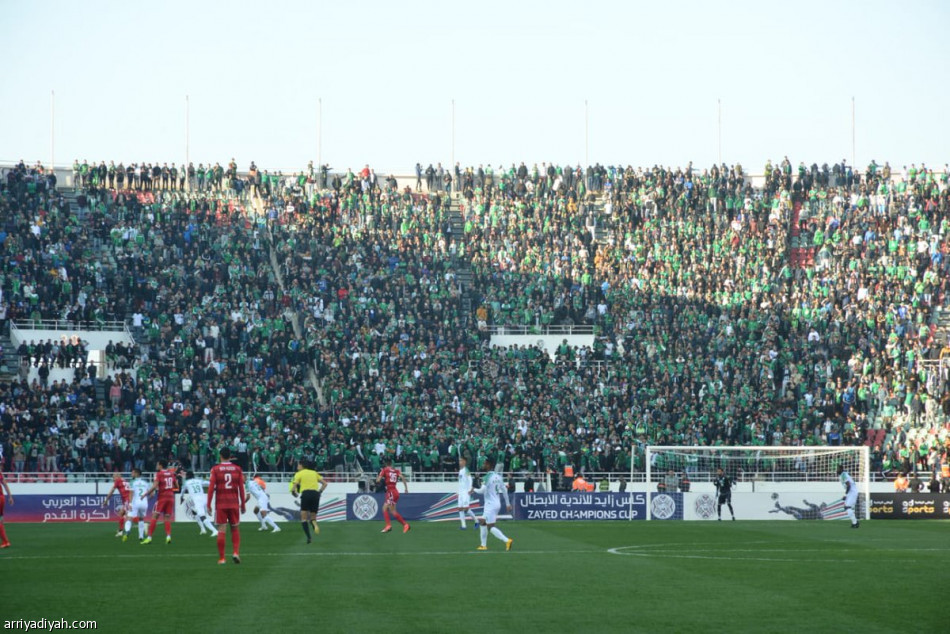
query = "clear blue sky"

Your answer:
(2, 0), (947, 175)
